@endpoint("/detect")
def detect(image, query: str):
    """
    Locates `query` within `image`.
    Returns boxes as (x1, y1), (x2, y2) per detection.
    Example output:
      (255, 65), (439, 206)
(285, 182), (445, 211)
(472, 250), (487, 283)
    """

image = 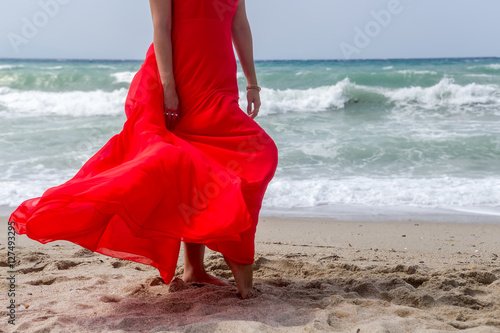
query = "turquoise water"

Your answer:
(1, 57), (500, 220)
